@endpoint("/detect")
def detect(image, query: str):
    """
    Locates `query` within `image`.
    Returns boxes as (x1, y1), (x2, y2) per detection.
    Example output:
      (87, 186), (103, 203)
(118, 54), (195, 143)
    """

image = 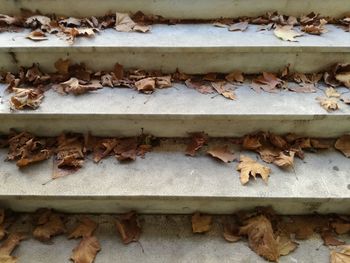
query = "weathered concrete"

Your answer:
(0, 25), (349, 73)
(0, 140), (349, 214)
